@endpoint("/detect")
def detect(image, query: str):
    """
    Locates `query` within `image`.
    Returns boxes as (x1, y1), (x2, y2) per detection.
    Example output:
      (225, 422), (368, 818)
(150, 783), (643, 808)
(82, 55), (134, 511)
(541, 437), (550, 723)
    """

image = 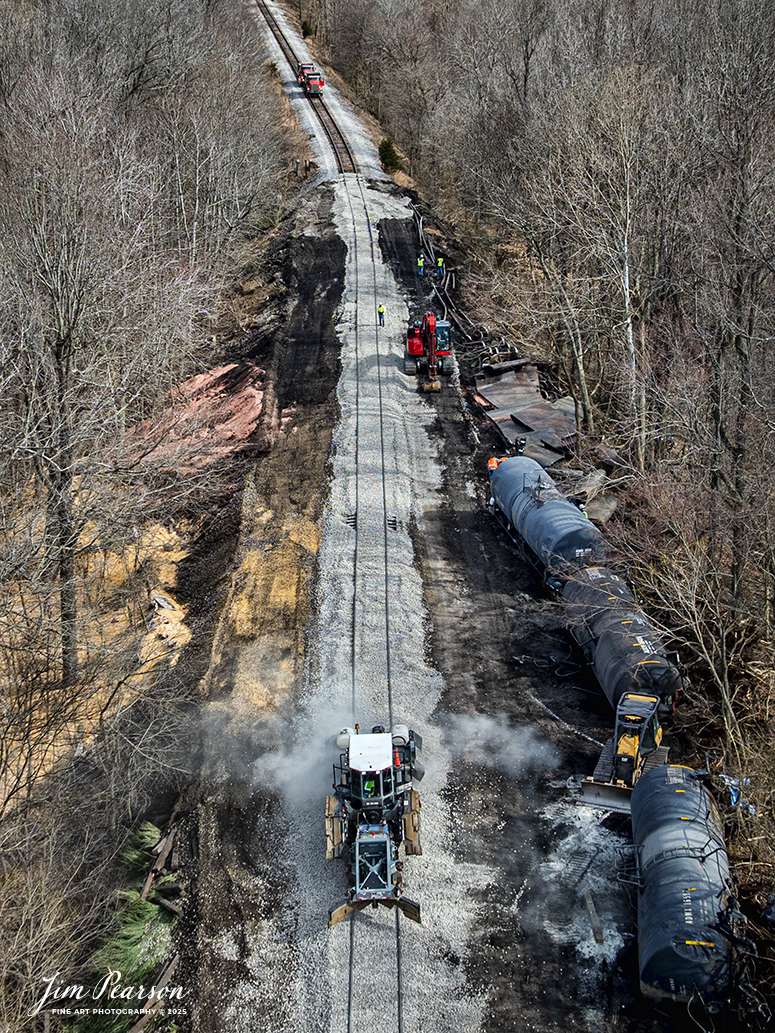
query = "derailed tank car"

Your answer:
(326, 724), (423, 927)
(489, 456), (607, 570)
(488, 456), (684, 713)
(630, 765), (750, 1004)
(563, 567), (682, 712)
